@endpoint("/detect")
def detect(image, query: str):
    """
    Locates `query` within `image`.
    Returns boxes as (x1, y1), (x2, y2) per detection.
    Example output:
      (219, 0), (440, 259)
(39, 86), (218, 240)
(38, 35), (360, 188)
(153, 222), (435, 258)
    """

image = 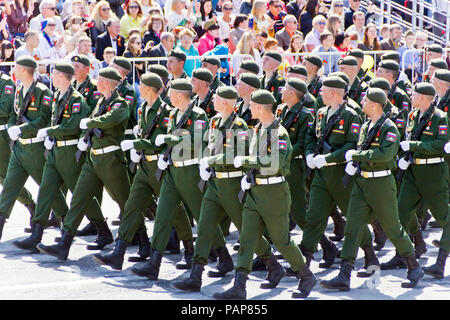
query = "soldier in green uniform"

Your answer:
(235, 60), (260, 82)
(338, 56), (368, 106)
(303, 55), (323, 97)
(376, 60), (411, 112)
(91, 73), (194, 269)
(260, 51), (285, 110)
(347, 48), (373, 84)
(320, 88), (423, 291)
(167, 50), (189, 83)
(213, 90), (317, 300)
(380, 51), (412, 95)
(130, 79), (228, 279)
(12, 62), (106, 253)
(36, 68), (131, 261)
(235, 73), (261, 129)
(0, 56), (68, 240)
(148, 64), (170, 101)
(301, 76), (377, 273)
(433, 70), (450, 119)
(286, 65), (319, 117)
(200, 56), (225, 91)
(330, 71), (364, 119)
(423, 59), (448, 83)
(191, 68), (216, 119)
